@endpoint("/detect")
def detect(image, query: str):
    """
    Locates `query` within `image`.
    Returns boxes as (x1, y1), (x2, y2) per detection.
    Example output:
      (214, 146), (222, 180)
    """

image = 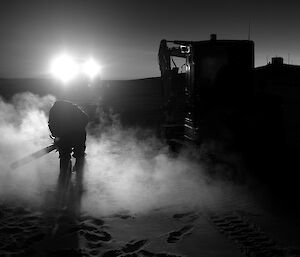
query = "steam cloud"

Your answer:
(0, 93), (56, 206)
(0, 92), (252, 216)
